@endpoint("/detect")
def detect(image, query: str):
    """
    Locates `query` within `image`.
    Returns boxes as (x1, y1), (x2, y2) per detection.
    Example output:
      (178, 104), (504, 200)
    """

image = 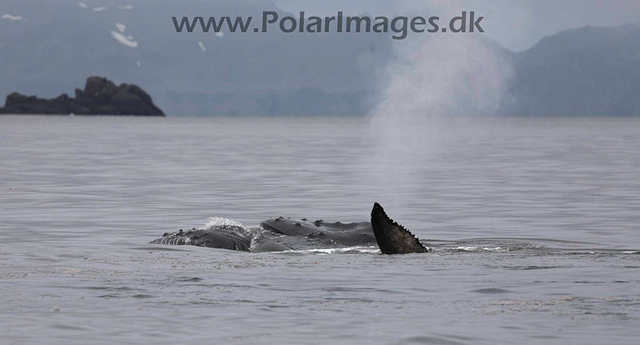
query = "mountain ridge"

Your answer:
(1, 1), (639, 116)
